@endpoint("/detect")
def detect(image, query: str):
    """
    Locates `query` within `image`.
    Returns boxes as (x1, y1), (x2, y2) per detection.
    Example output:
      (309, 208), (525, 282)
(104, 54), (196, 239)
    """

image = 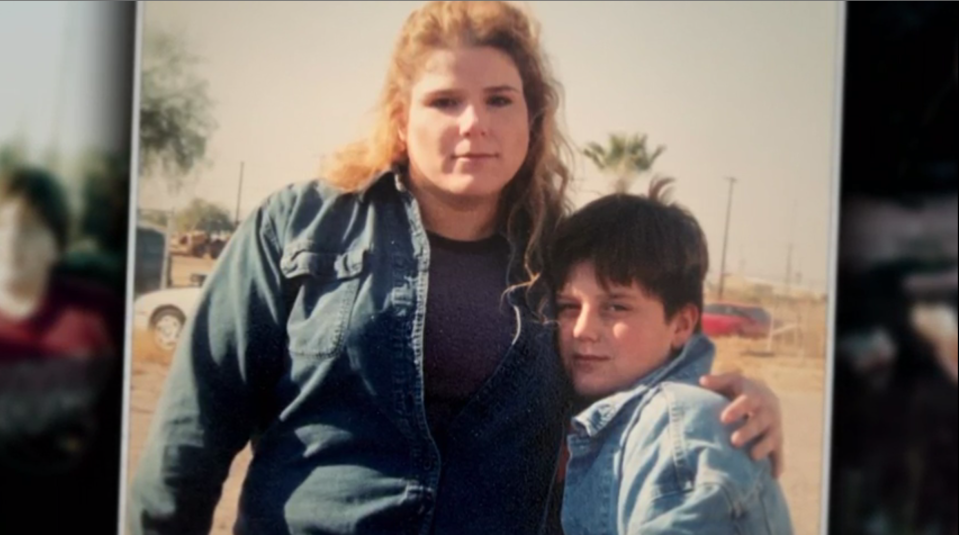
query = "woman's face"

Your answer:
(0, 197), (59, 290)
(403, 46), (530, 206)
